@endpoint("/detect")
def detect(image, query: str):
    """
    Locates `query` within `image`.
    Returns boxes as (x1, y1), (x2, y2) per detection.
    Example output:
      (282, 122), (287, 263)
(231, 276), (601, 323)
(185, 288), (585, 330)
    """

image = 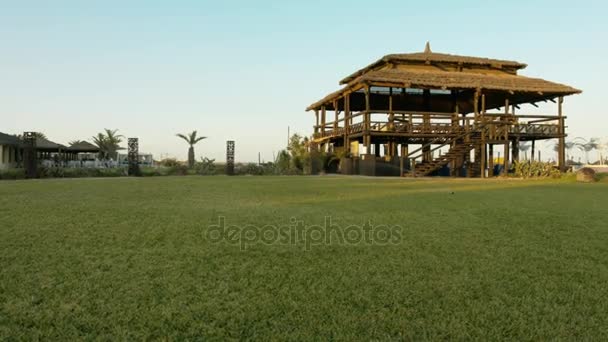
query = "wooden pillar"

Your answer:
(364, 86), (371, 153)
(502, 99), (510, 175)
(512, 138), (520, 162)
(389, 87), (394, 131)
(473, 89), (479, 121)
(314, 110), (319, 135)
(558, 96), (566, 172)
(531, 140), (536, 162)
(422, 89), (431, 162)
(344, 93), (350, 154)
(333, 100), (339, 132)
(321, 106), (326, 135)
(401, 142), (409, 171)
(480, 92), (486, 177)
(488, 144), (494, 177)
